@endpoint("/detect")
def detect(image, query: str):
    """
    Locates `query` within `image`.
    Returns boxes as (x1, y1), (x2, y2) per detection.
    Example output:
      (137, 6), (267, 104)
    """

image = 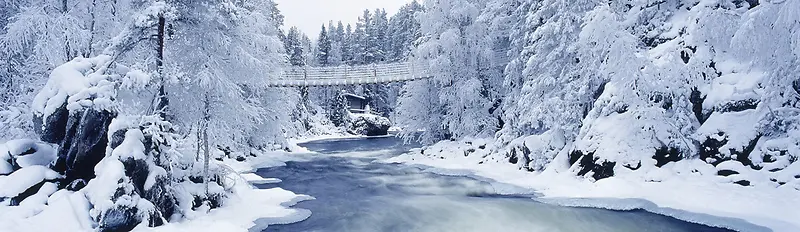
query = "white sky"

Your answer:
(274, 0), (416, 39)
